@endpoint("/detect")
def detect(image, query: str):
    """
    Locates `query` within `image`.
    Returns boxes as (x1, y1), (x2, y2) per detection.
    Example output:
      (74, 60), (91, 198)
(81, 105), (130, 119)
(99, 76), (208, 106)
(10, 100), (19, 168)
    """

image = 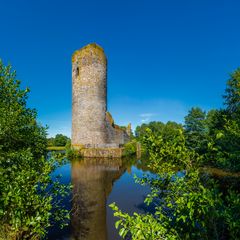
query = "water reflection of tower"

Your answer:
(71, 158), (126, 240)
